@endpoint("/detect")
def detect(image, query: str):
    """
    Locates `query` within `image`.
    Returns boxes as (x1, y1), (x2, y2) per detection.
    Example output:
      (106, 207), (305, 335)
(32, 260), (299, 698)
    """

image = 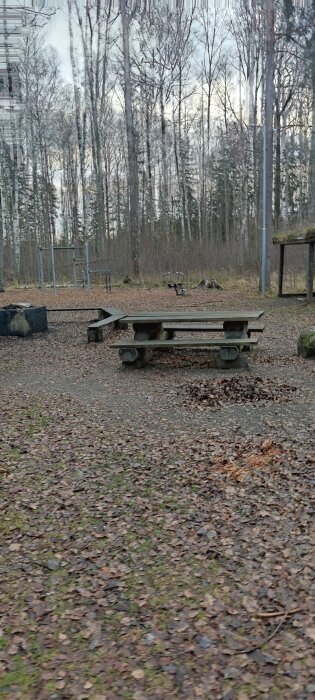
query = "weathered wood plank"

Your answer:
(164, 323), (265, 333)
(48, 307), (100, 312)
(123, 311), (264, 324)
(98, 307), (126, 320)
(90, 314), (126, 329)
(278, 244), (285, 297)
(88, 314), (127, 342)
(111, 338), (258, 349)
